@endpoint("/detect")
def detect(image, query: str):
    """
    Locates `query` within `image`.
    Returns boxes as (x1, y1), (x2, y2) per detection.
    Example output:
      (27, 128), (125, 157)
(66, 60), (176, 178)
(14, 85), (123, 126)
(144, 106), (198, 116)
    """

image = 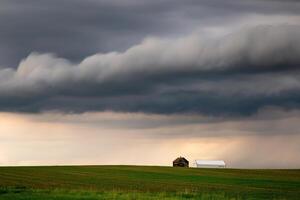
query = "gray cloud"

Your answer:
(0, 24), (300, 115)
(1, 0), (300, 67)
